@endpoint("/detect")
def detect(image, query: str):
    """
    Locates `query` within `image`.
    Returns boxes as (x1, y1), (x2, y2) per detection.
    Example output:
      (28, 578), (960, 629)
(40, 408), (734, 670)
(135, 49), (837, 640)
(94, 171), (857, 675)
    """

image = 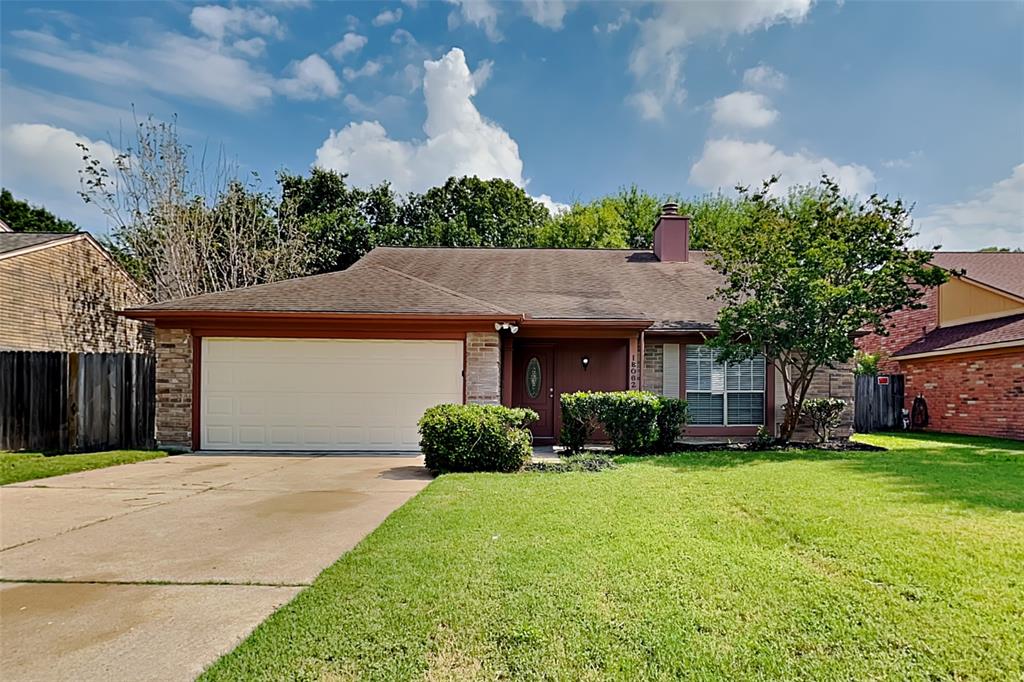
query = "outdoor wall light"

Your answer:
(494, 322), (520, 334)
(581, 356), (590, 370)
